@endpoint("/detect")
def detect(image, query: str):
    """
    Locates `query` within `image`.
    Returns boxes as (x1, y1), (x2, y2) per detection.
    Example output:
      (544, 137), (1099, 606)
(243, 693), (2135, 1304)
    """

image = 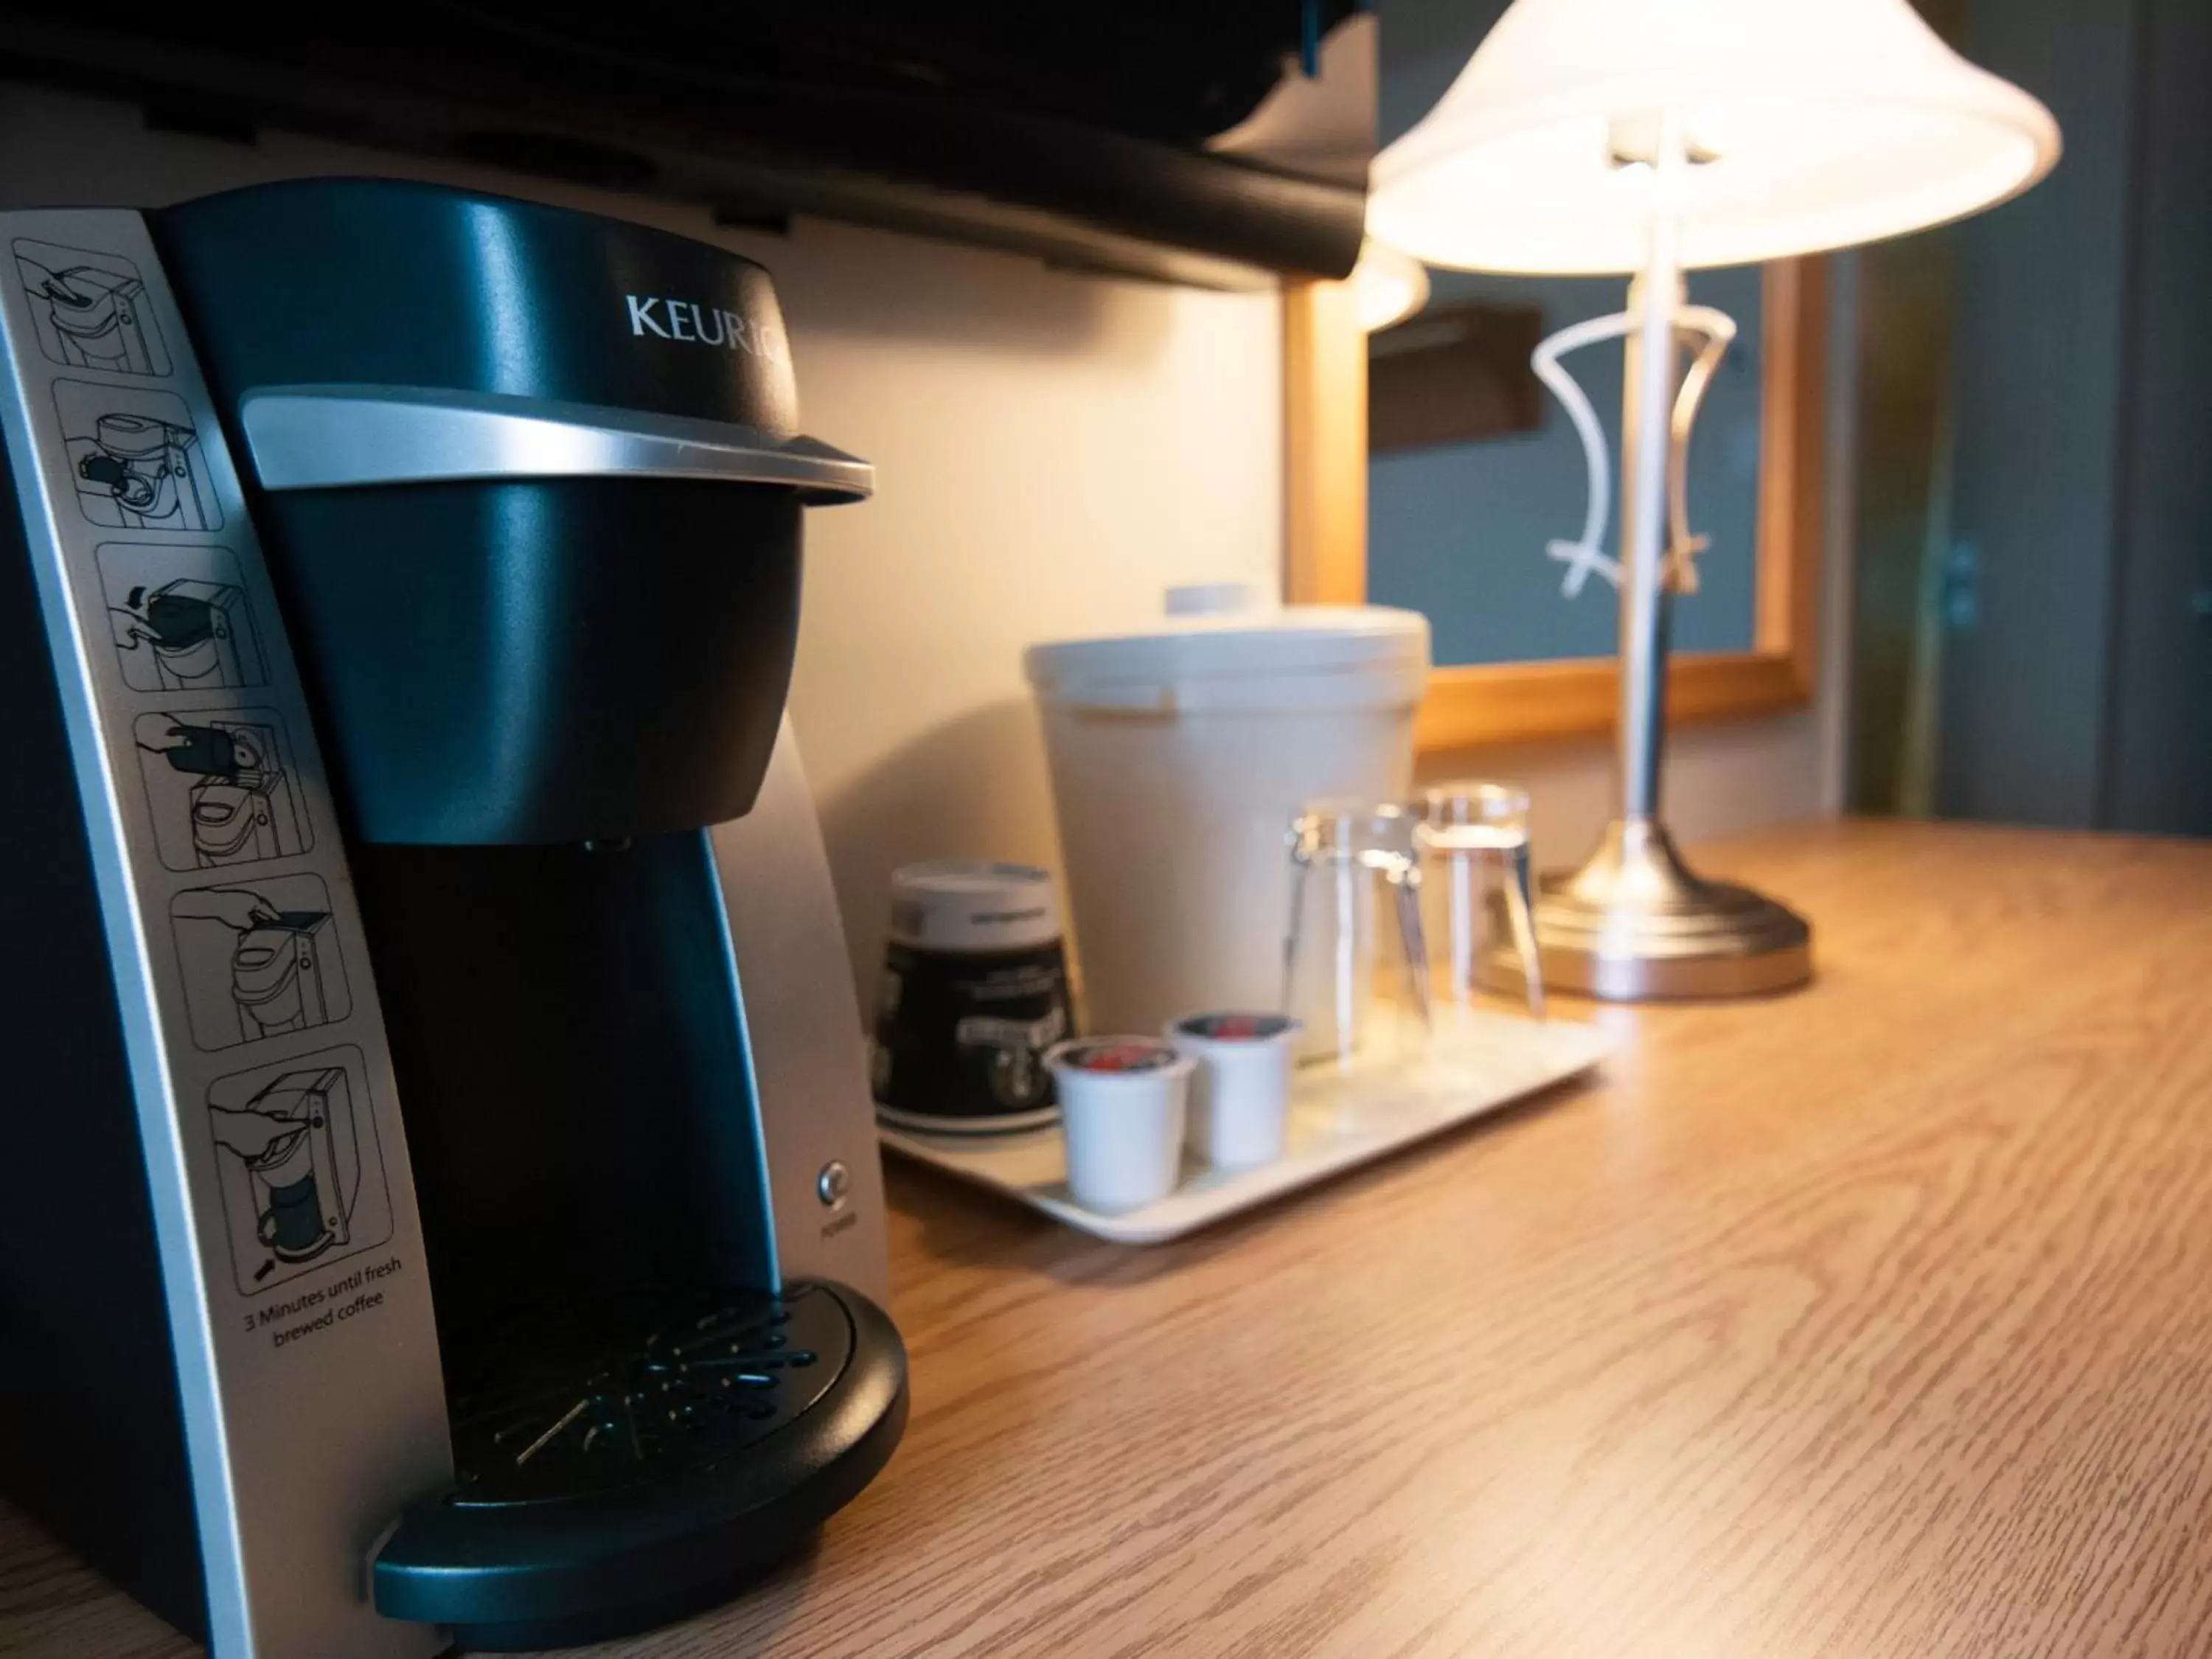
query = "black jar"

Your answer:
(871, 860), (1074, 1134)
